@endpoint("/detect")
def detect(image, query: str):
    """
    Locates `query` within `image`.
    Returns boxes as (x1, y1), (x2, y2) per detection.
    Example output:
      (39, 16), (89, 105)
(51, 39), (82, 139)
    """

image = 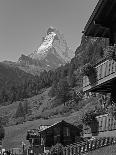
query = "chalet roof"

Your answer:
(84, 0), (116, 37)
(39, 120), (81, 133)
